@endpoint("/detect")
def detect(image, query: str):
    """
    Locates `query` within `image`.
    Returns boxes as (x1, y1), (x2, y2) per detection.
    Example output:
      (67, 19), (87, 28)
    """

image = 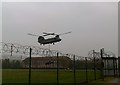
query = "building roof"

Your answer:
(22, 56), (72, 62)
